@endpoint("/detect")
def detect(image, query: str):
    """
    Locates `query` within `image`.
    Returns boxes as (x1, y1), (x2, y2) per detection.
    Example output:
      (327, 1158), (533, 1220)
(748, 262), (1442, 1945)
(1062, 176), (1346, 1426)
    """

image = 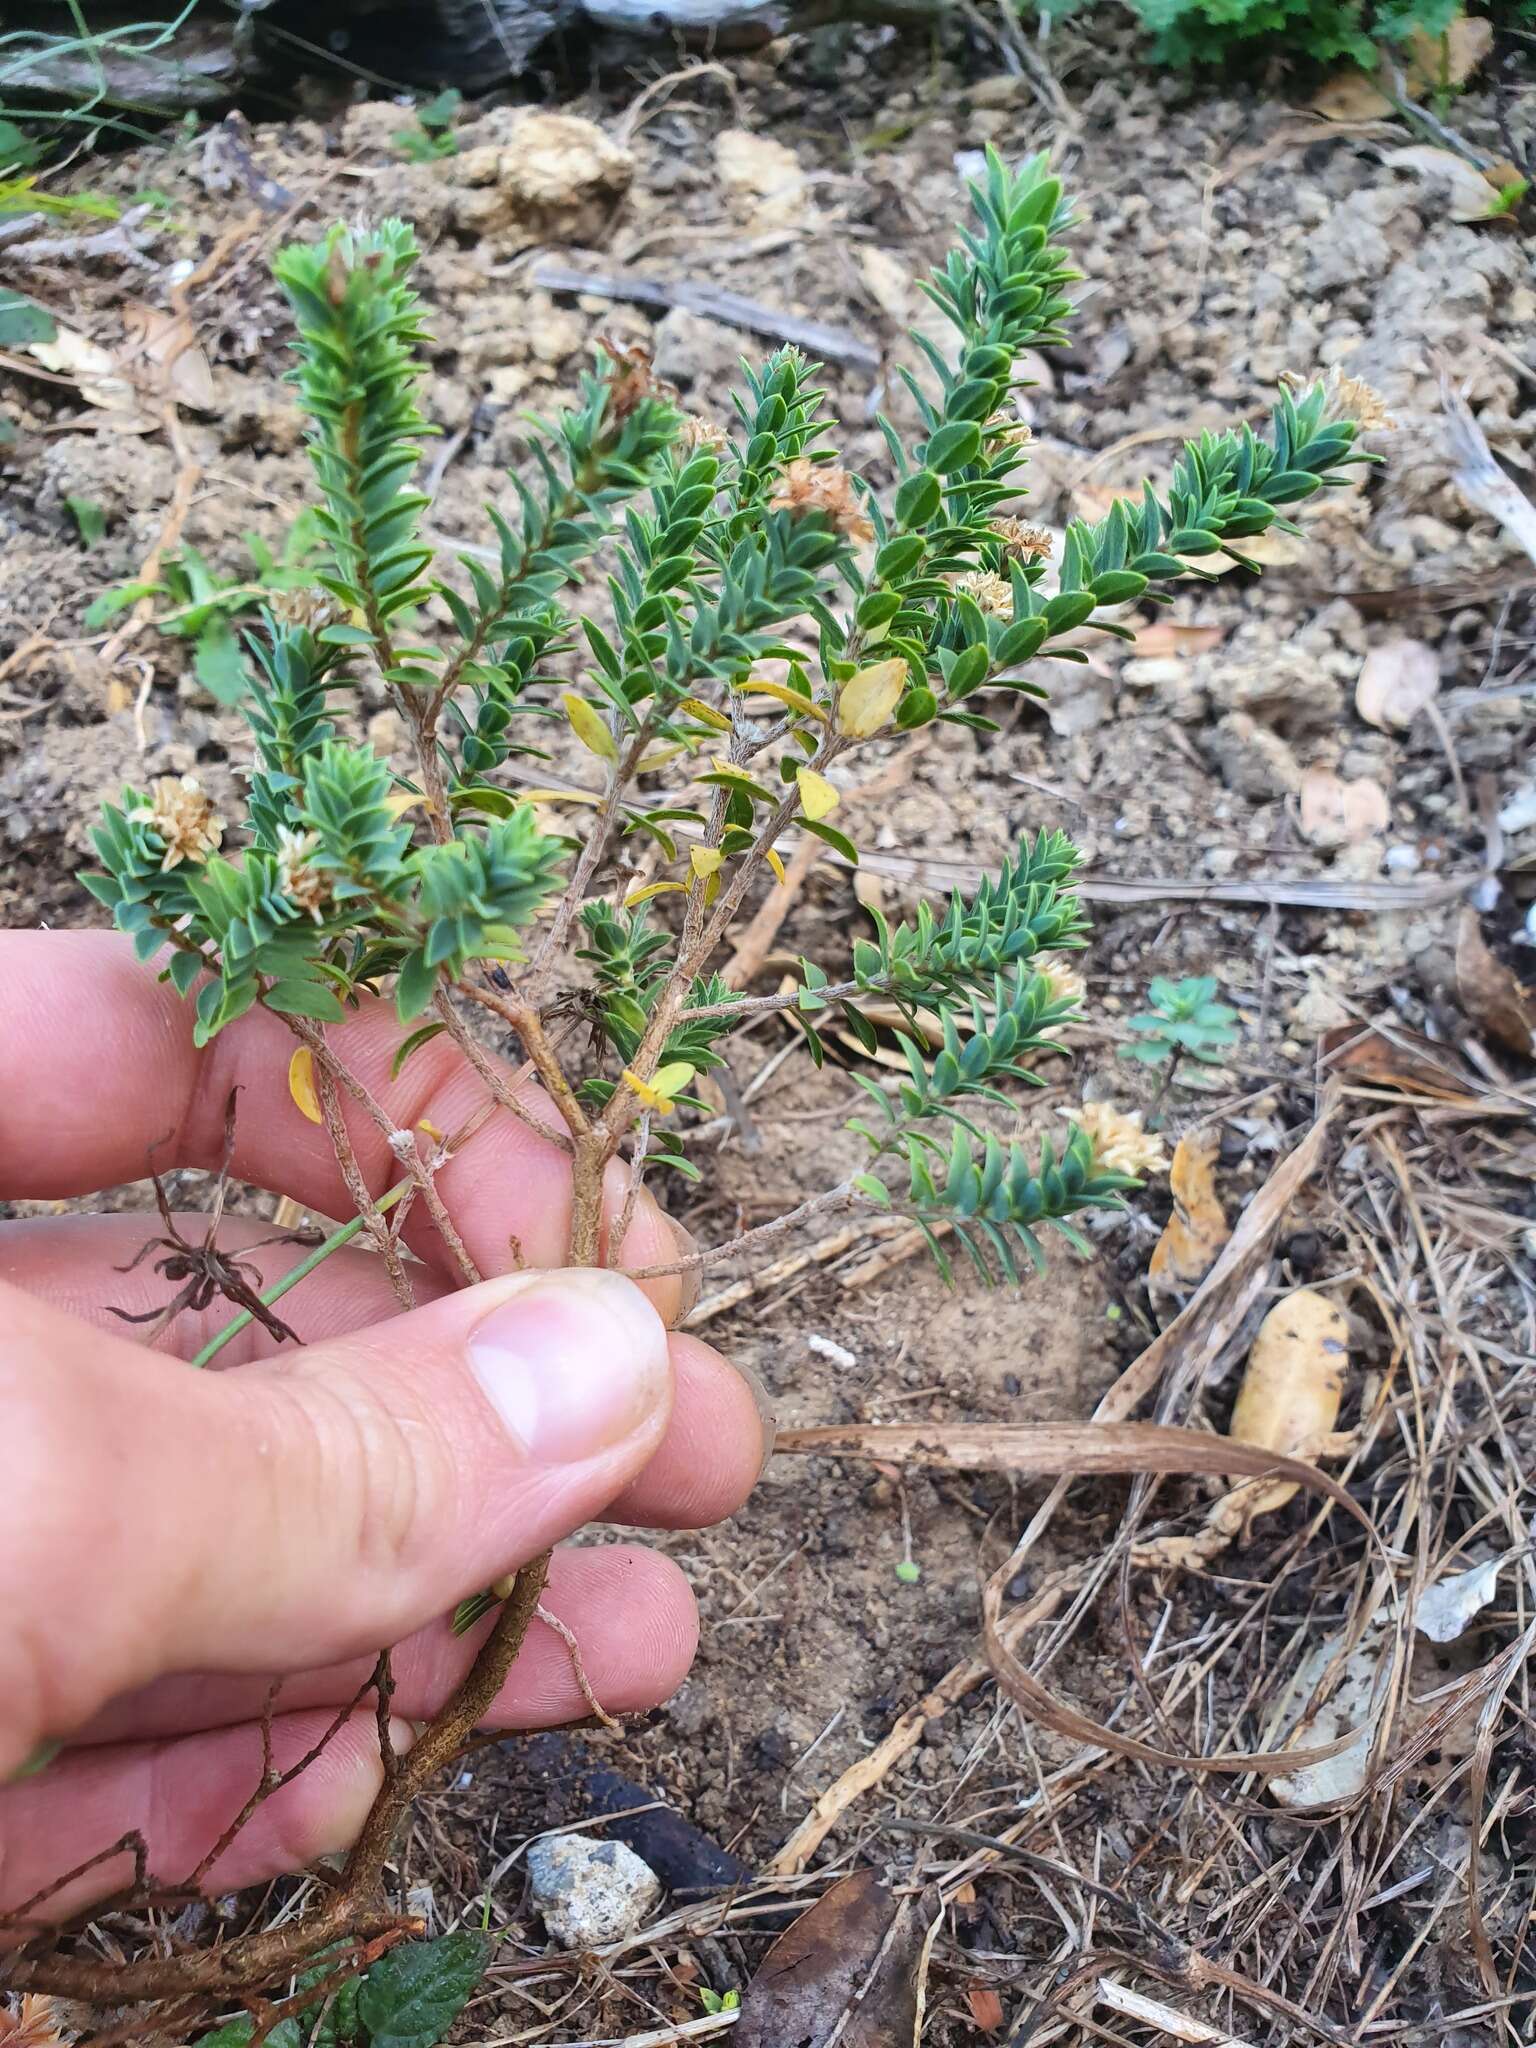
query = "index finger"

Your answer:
(0, 930), (688, 1313)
